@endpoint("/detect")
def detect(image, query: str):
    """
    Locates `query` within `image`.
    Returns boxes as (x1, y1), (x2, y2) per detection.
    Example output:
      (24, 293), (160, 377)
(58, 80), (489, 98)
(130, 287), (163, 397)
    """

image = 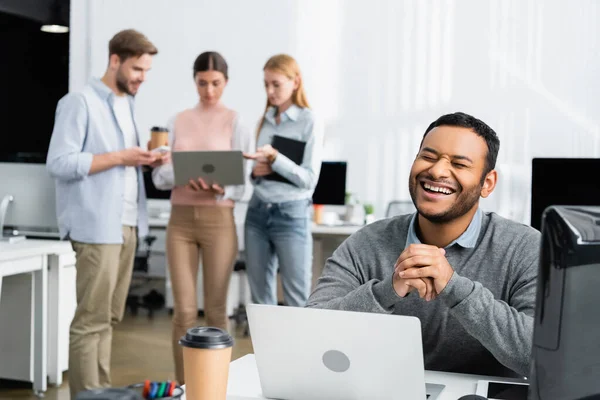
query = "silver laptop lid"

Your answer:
(247, 304), (431, 400)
